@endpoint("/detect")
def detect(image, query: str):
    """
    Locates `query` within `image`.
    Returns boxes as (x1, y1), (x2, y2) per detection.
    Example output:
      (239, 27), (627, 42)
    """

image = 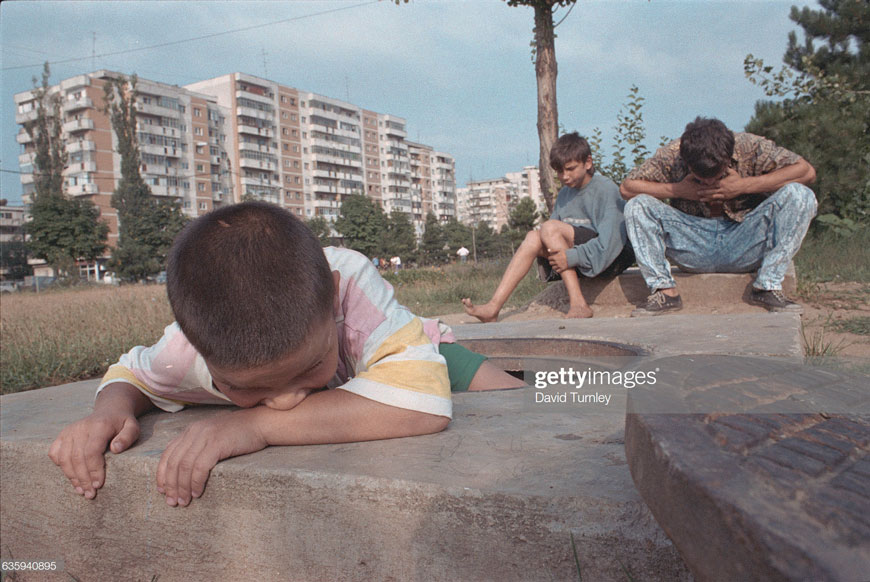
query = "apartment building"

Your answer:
(408, 141), (457, 229)
(14, 70), (231, 247)
(456, 177), (517, 232)
(456, 166), (547, 231)
(505, 166), (546, 214)
(185, 73), (454, 236)
(15, 70), (456, 250)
